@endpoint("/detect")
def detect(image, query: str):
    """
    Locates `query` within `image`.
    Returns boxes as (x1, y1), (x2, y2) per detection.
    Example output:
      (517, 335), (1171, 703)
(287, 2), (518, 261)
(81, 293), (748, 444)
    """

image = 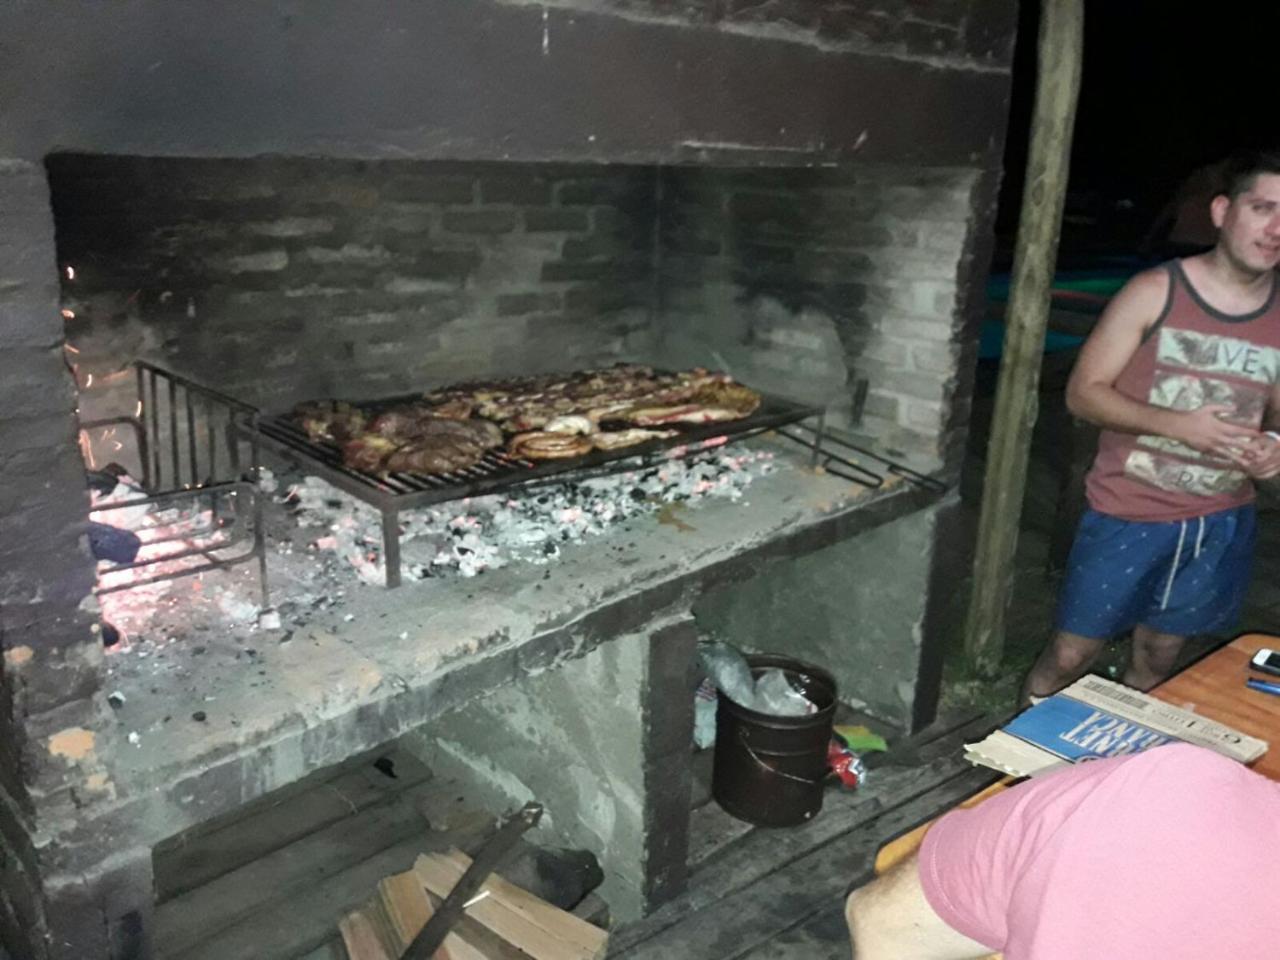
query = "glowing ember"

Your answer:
(286, 447), (776, 582)
(92, 446), (782, 658)
(61, 308), (75, 319)
(65, 265), (76, 280)
(91, 476), (262, 642)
